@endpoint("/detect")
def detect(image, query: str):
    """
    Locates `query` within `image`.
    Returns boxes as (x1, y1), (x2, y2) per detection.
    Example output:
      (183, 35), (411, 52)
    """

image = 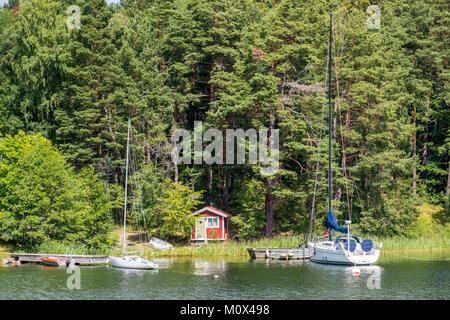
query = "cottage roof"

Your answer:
(192, 205), (232, 218)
